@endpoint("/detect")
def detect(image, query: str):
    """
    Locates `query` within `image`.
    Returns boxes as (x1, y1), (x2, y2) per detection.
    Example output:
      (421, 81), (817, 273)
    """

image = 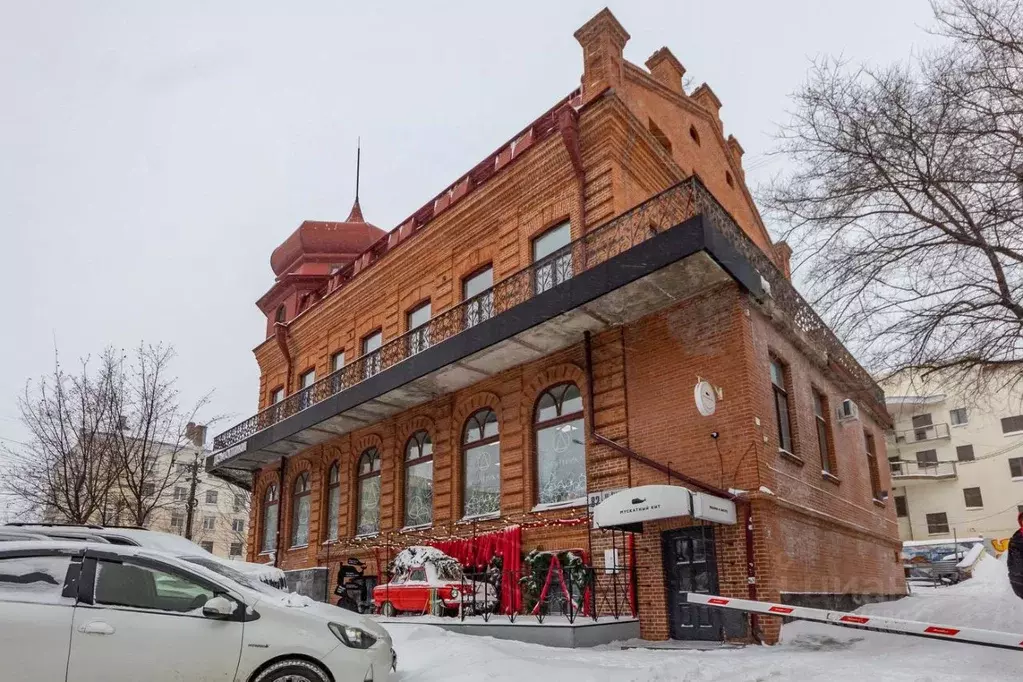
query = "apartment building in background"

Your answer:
(100, 426), (251, 559)
(883, 372), (1023, 542)
(207, 9), (904, 643)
